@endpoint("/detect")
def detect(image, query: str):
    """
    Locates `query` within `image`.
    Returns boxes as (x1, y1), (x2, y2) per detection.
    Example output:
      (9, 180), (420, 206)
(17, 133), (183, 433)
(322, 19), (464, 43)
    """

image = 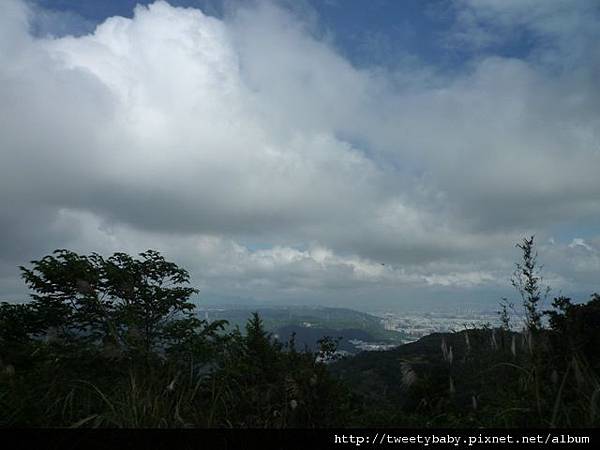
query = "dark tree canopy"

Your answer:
(19, 249), (201, 356)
